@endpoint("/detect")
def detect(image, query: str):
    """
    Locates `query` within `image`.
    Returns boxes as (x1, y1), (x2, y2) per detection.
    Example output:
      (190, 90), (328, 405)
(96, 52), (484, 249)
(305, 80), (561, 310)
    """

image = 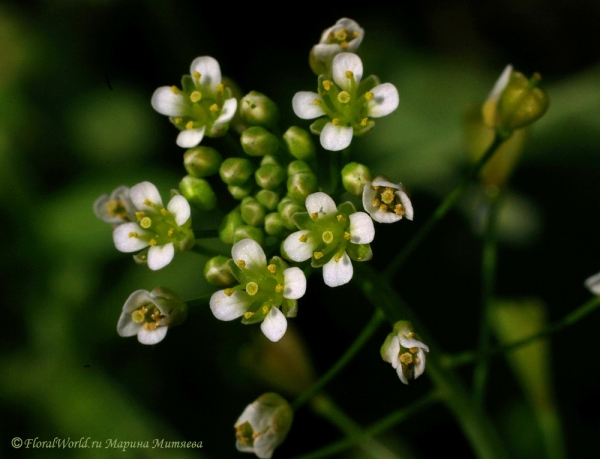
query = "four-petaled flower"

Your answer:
(293, 52), (399, 151)
(381, 321), (429, 385)
(151, 56), (237, 148)
(235, 392), (293, 459)
(113, 181), (194, 270)
(210, 239), (306, 342)
(94, 185), (135, 224)
(362, 175), (414, 223)
(117, 287), (187, 345)
(310, 18), (364, 75)
(283, 192), (374, 287)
